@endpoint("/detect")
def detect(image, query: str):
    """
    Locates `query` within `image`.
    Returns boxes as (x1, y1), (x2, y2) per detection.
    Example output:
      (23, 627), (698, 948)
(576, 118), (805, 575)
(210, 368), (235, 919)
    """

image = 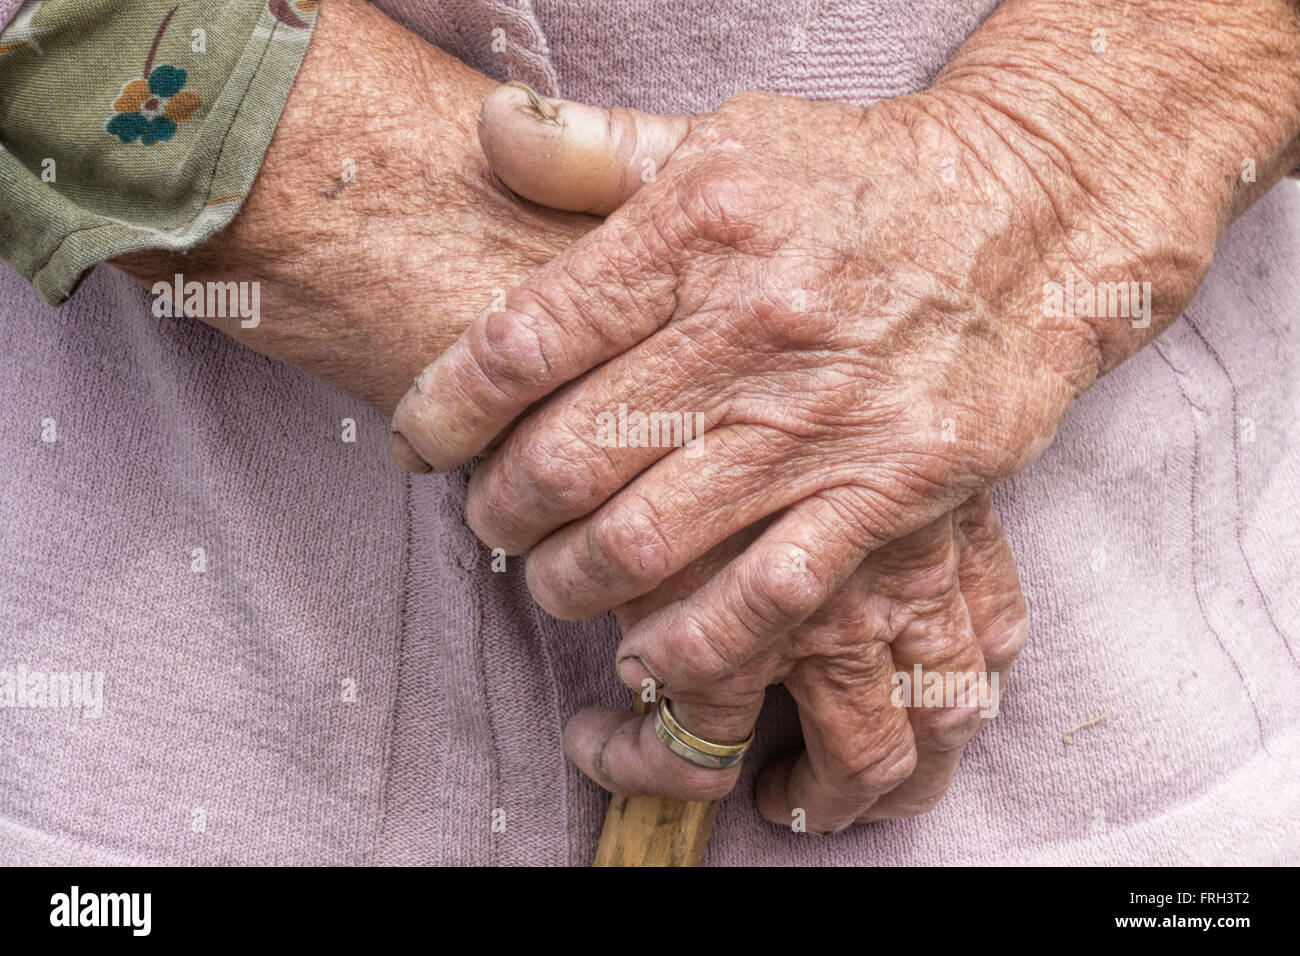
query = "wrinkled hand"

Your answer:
(394, 93), (1145, 613)
(394, 84), (1084, 828)
(391, 87), (1130, 632)
(586, 492), (1029, 831)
